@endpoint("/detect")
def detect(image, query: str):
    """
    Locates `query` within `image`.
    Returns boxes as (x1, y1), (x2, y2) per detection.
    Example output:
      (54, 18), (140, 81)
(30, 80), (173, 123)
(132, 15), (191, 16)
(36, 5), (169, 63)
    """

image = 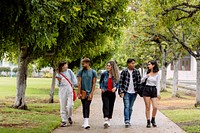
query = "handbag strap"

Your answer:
(59, 72), (73, 88)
